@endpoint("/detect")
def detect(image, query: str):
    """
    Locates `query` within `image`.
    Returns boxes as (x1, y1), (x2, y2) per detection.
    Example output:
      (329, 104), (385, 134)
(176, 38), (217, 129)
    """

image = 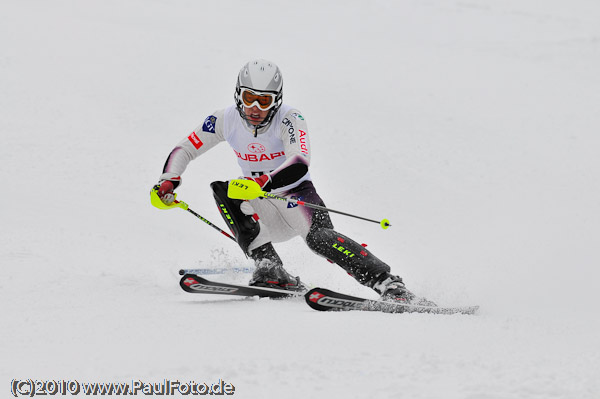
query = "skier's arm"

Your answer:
(159, 110), (226, 188)
(261, 110), (311, 190)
